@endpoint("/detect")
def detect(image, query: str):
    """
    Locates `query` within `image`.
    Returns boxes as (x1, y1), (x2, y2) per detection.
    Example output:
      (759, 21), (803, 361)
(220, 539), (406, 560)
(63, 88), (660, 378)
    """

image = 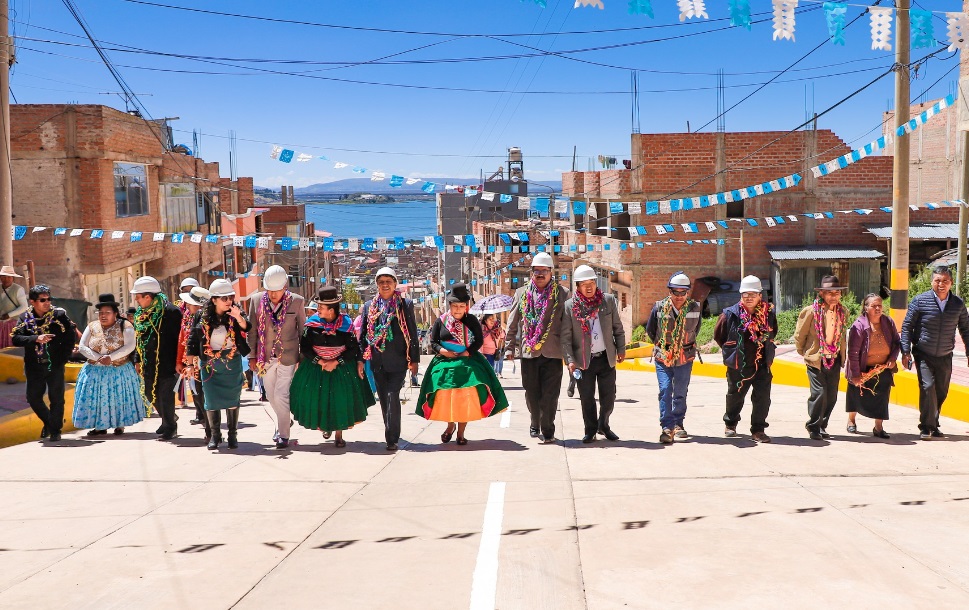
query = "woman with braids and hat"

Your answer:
(417, 283), (508, 446)
(173, 278), (200, 409)
(178, 287), (210, 439)
(130, 276), (183, 441)
(72, 294), (143, 436)
(845, 294), (901, 439)
(185, 279), (251, 450)
(290, 286), (375, 448)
